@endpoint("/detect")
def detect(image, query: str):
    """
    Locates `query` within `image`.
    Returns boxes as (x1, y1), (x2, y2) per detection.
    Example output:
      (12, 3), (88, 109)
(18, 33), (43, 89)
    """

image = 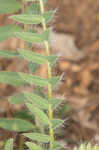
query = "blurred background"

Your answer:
(0, 0), (99, 149)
